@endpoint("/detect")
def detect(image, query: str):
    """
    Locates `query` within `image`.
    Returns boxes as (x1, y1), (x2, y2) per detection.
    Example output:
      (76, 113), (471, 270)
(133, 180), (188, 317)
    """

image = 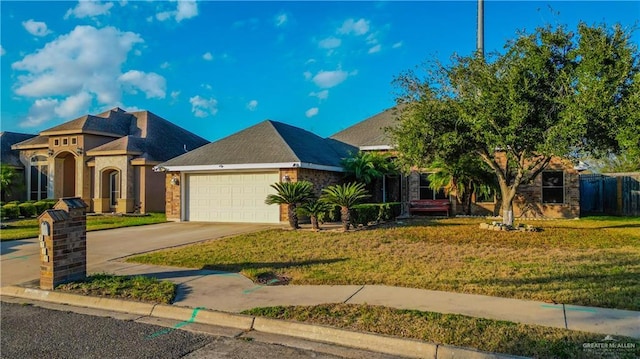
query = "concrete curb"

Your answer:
(0, 285), (528, 359)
